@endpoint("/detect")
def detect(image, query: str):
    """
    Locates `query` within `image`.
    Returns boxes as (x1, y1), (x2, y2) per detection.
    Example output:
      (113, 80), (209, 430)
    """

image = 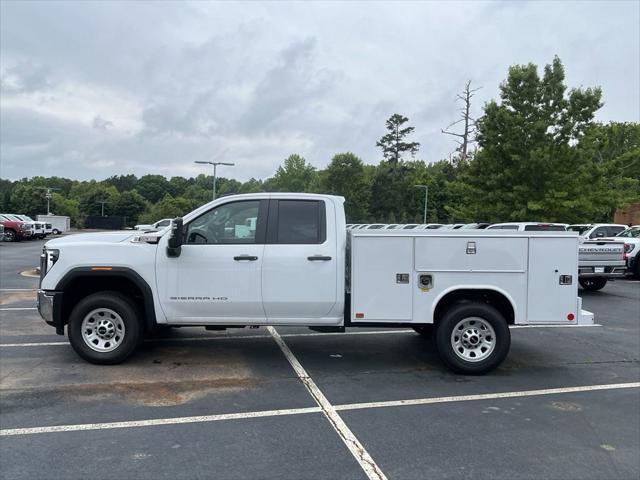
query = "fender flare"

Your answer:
(56, 267), (158, 331)
(431, 284), (518, 323)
